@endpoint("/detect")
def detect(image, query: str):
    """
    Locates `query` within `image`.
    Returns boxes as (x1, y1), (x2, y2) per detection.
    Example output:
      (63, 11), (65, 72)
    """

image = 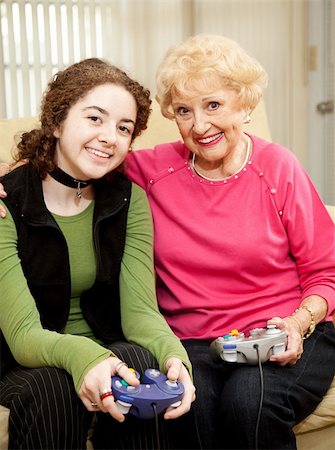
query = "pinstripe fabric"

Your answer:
(0, 342), (190, 450)
(0, 367), (92, 449)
